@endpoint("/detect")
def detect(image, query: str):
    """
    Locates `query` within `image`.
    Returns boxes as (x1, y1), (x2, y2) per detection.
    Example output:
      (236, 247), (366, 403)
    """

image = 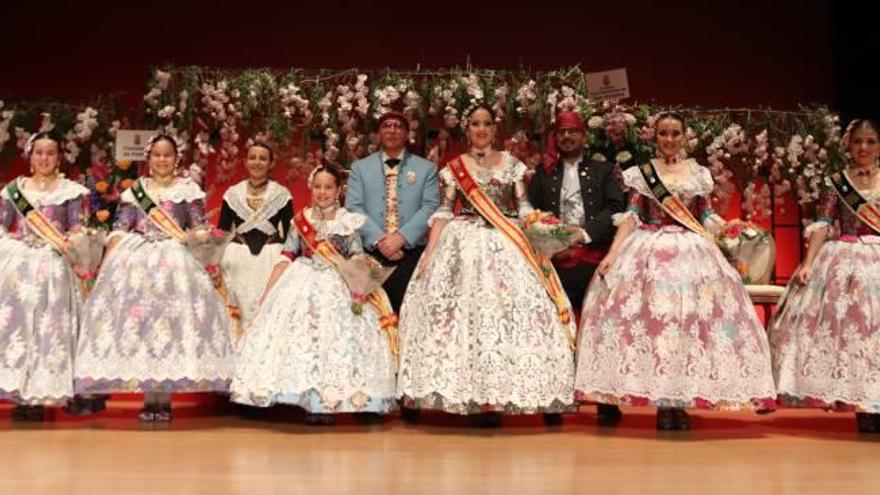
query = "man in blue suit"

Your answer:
(346, 111), (440, 312)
